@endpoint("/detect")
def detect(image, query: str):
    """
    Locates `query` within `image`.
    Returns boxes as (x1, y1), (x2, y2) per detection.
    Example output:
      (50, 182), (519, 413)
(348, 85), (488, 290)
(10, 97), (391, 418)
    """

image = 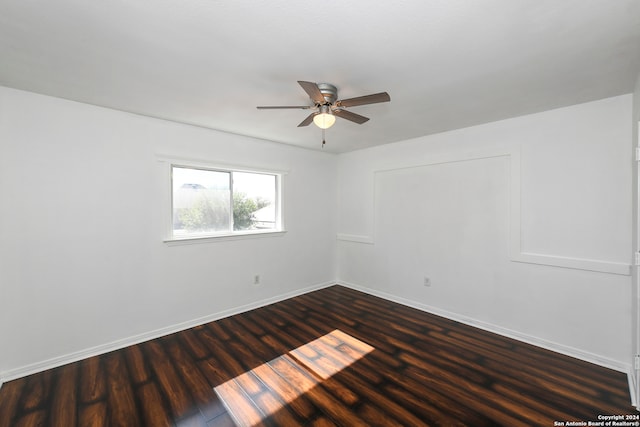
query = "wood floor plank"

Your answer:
(49, 363), (79, 427)
(79, 356), (106, 404)
(375, 360), (497, 425)
(198, 327), (248, 378)
(0, 377), (26, 427)
(18, 369), (52, 412)
(261, 325), (429, 426)
(206, 321), (231, 342)
(250, 360), (317, 420)
(416, 330), (622, 415)
(136, 382), (173, 427)
(123, 344), (151, 385)
(0, 285), (636, 426)
(252, 385), (302, 426)
(233, 370), (264, 396)
(417, 343), (585, 418)
(308, 416), (338, 427)
(197, 356), (232, 387)
(165, 337), (226, 422)
(179, 328), (212, 361)
(404, 364), (531, 426)
(104, 351), (140, 427)
(143, 339), (194, 420)
(78, 401), (108, 427)
(11, 410), (46, 427)
(310, 349), (454, 426)
(269, 355), (369, 427)
(214, 377), (265, 427)
(219, 317), (272, 361)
